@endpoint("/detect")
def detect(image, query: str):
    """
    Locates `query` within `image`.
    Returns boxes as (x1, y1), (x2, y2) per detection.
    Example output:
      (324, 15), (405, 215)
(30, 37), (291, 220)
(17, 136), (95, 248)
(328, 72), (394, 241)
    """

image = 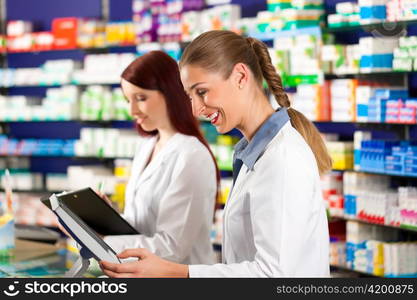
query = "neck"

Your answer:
(157, 126), (177, 146)
(237, 91), (275, 141)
